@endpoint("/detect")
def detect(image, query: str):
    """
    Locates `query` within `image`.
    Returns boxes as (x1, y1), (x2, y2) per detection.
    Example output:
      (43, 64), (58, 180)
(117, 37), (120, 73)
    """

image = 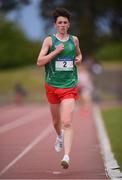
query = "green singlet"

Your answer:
(45, 34), (78, 88)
